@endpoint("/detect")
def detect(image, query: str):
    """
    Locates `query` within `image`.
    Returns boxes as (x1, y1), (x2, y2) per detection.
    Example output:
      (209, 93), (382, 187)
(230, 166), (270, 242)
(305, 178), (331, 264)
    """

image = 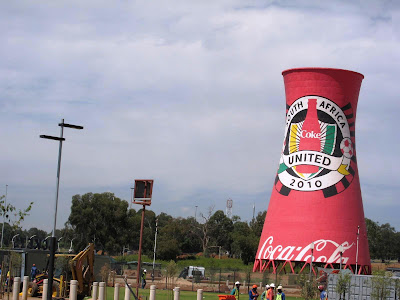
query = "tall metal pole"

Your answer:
(339, 245), (344, 272)
(152, 218), (158, 282)
(136, 205), (146, 296)
(1, 184), (8, 248)
(355, 225), (360, 274)
(47, 118), (64, 300)
(40, 118), (83, 300)
(130, 188), (134, 209)
(309, 242), (314, 280)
